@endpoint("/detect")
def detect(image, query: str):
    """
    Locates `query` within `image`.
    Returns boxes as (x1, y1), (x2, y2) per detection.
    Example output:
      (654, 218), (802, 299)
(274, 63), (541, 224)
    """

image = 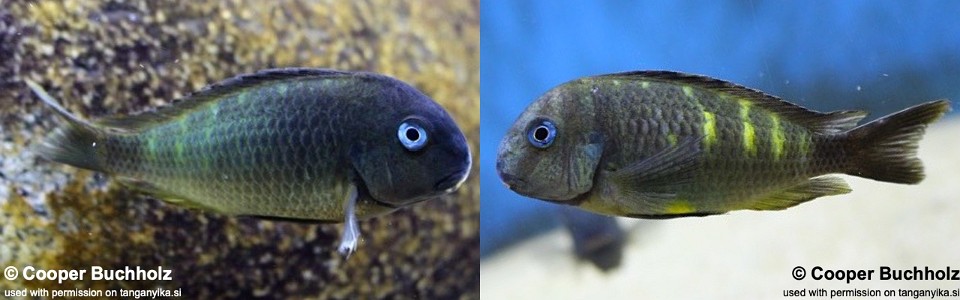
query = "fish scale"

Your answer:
(124, 84), (345, 216)
(497, 70), (949, 219)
